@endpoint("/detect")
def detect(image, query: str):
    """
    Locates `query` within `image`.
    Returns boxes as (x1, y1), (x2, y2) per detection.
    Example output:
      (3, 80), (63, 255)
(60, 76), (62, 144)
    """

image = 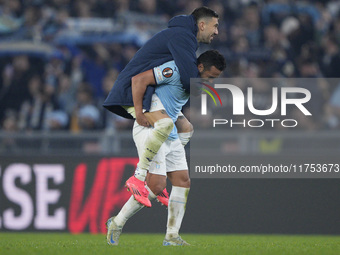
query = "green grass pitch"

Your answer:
(1, 233), (340, 255)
